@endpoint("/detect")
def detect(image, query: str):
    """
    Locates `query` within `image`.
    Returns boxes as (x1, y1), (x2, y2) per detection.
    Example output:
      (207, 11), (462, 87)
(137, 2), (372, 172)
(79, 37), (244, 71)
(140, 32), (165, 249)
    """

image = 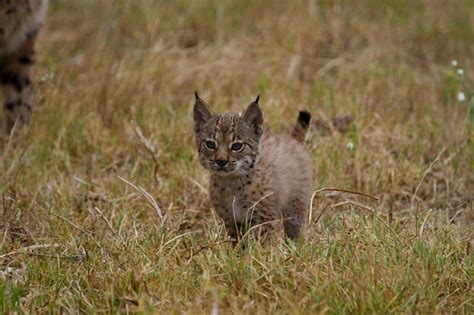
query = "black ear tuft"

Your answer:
(254, 94), (260, 104)
(194, 91), (201, 100)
